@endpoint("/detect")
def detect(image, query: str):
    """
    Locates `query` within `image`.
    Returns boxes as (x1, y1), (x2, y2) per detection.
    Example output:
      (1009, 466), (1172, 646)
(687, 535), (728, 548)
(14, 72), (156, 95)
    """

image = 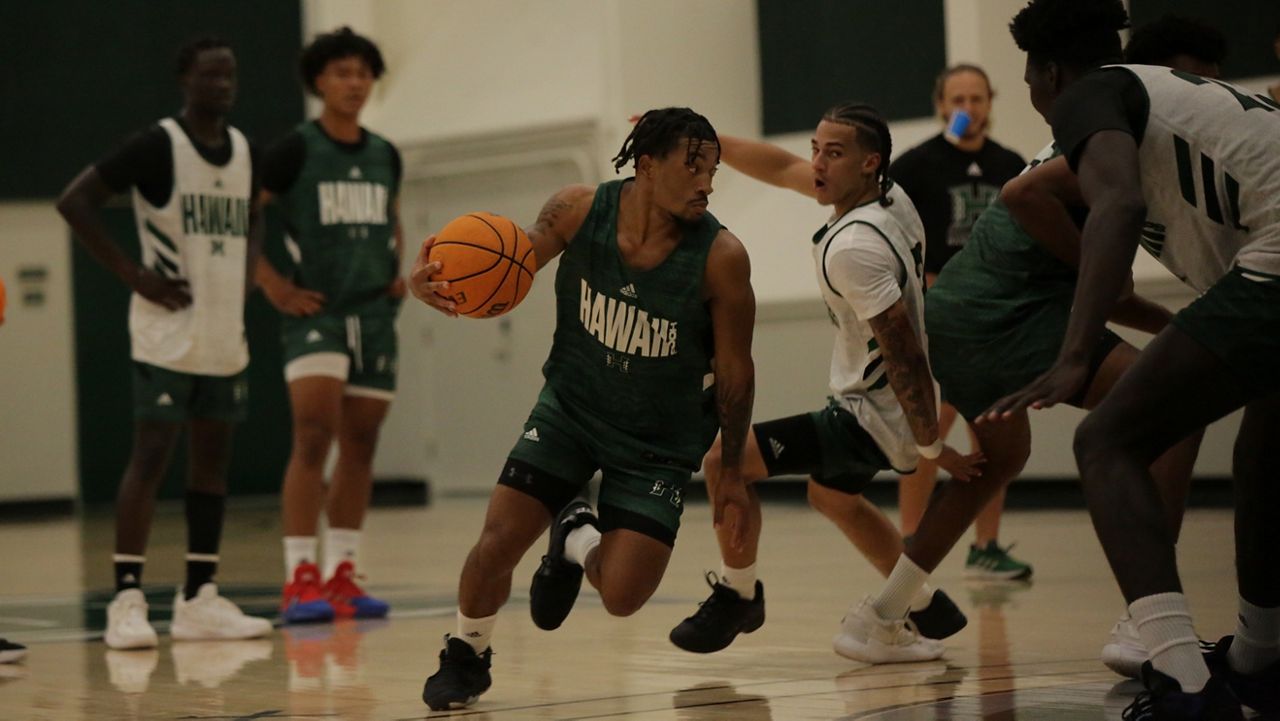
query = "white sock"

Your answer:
(1130, 592), (1210, 693)
(1227, 596), (1280, 675)
(323, 527), (361, 579)
(563, 524), (602, 567)
(909, 583), (936, 612)
(872, 555), (931, 620)
(456, 610), (498, 653)
(284, 536), (318, 580)
(719, 562), (757, 600)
